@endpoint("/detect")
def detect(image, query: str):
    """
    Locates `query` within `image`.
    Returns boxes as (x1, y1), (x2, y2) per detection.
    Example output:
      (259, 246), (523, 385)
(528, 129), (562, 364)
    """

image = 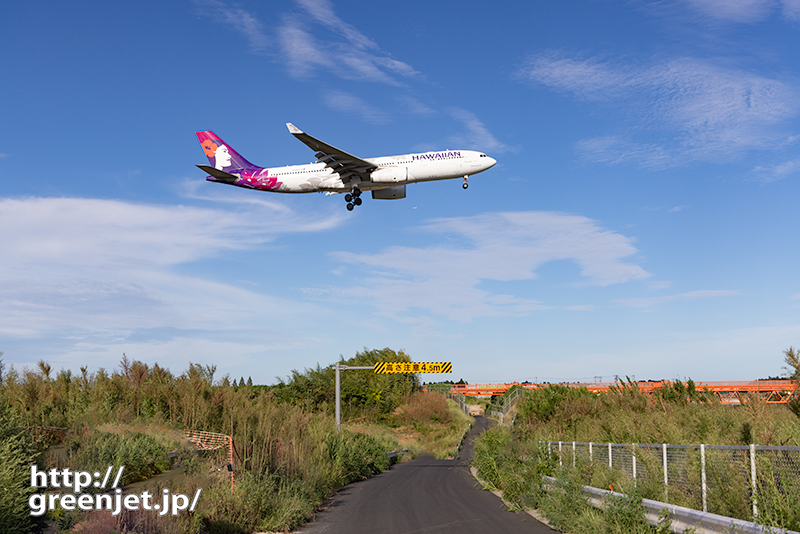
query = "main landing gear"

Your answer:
(344, 186), (362, 211)
(462, 175), (469, 189)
